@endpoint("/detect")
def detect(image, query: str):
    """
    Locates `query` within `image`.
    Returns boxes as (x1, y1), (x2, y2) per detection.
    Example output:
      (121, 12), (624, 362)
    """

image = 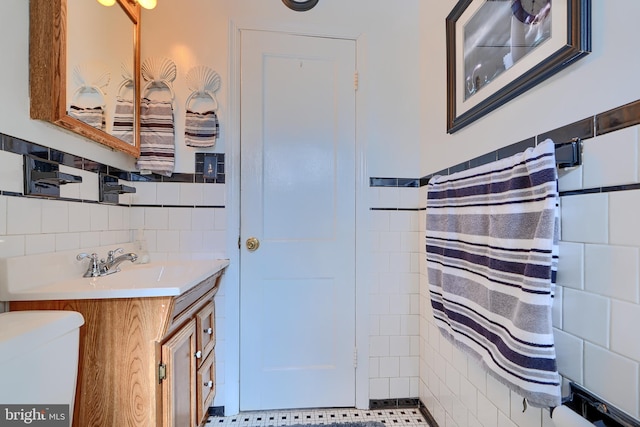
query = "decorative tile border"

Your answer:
(370, 98), (640, 202)
(0, 133), (226, 185)
(0, 133), (226, 208)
